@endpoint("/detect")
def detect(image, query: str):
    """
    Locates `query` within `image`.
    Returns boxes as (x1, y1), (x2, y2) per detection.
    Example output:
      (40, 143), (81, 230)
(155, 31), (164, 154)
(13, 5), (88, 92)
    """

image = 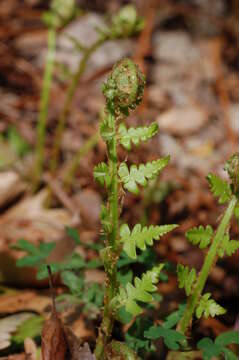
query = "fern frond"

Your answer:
(177, 264), (197, 297)
(207, 173), (232, 204)
(120, 223), (178, 259)
(118, 156), (170, 194)
(196, 293), (226, 319)
(115, 265), (164, 316)
(218, 234), (239, 257)
(94, 162), (111, 187)
(118, 122), (158, 150)
(186, 225), (213, 249)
